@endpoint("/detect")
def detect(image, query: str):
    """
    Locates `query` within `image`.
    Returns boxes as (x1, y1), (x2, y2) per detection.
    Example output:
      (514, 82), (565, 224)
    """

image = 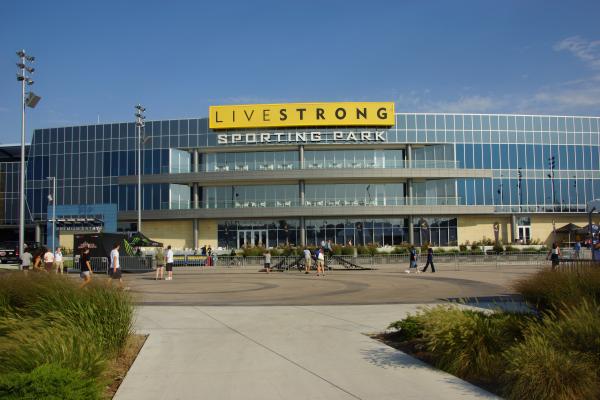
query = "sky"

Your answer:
(1, 0), (600, 143)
